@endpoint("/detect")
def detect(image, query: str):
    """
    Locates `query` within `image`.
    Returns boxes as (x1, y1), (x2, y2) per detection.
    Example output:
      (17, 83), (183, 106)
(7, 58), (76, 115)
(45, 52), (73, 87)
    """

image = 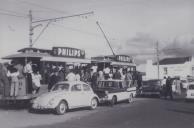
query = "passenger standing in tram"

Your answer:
(103, 66), (110, 80)
(125, 71), (132, 88)
(121, 69), (126, 80)
(48, 69), (58, 91)
(109, 70), (113, 79)
(0, 63), (9, 96)
(24, 60), (33, 94)
(15, 63), (25, 96)
(97, 71), (104, 82)
(113, 68), (121, 80)
(7, 62), (19, 97)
